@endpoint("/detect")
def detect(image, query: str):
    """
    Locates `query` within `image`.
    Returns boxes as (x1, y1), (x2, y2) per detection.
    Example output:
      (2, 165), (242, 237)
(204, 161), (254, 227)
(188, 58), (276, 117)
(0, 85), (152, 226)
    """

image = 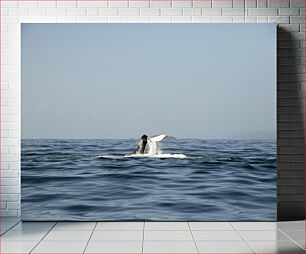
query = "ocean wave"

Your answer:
(21, 138), (277, 221)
